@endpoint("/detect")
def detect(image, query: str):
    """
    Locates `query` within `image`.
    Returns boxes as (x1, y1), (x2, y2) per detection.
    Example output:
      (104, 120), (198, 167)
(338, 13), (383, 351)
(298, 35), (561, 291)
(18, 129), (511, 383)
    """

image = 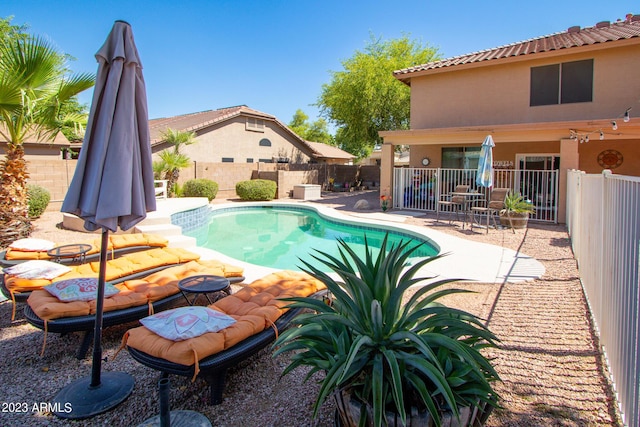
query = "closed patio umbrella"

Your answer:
(55, 20), (156, 419)
(476, 135), (495, 188)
